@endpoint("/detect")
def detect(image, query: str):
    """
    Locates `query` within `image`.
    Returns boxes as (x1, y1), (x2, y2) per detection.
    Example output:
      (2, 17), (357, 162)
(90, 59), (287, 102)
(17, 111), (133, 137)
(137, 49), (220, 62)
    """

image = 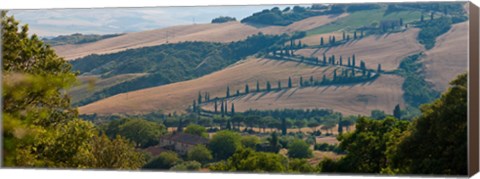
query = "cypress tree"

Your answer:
(245, 84), (250, 94)
(377, 64), (382, 72)
(352, 54), (356, 67)
(231, 103), (235, 115)
(298, 40), (302, 48)
(393, 104), (402, 119)
(340, 56), (343, 66)
(300, 76), (304, 87)
(332, 36), (336, 44)
(221, 100), (225, 117)
(225, 100), (228, 116)
(256, 80), (260, 92)
(236, 90), (240, 96)
(342, 31), (346, 40)
(226, 119), (232, 130)
(333, 69), (337, 81)
(277, 80), (282, 90)
(204, 92), (209, 102)
(192, 100), (197, 112)
(322, 74), (327, 83)
(348, 57), (351, 66)
(198, 92), (202, 104)
(310, 76), (314, 83)
(214, 100), (218, 113)
(288, 77), (292, 88)
(323, 54), (327, 64)
(226, 86), (230, 98)
(338, 117), (343, 135)
(354, 31), (357, 39)
(281, 118), (287, 136)
(347, 34), (350, 41)
(367, 71), (372, 78)
(320, 37), (324, 46)
(266, 81), (271, 91)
